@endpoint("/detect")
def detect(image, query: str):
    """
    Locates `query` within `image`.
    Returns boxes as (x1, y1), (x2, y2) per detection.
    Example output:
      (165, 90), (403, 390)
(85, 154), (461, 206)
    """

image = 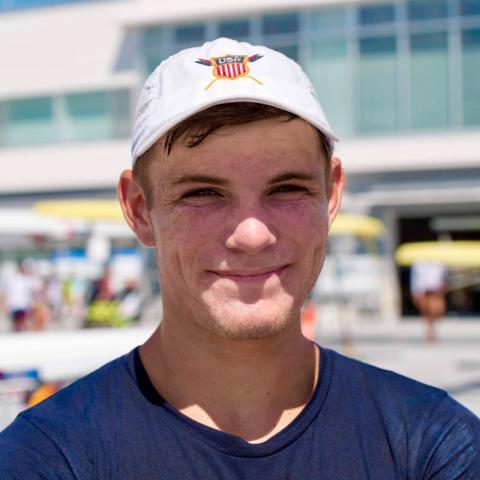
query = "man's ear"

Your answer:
(327, 157), (345, 228)
(117, 169), (155, 247)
